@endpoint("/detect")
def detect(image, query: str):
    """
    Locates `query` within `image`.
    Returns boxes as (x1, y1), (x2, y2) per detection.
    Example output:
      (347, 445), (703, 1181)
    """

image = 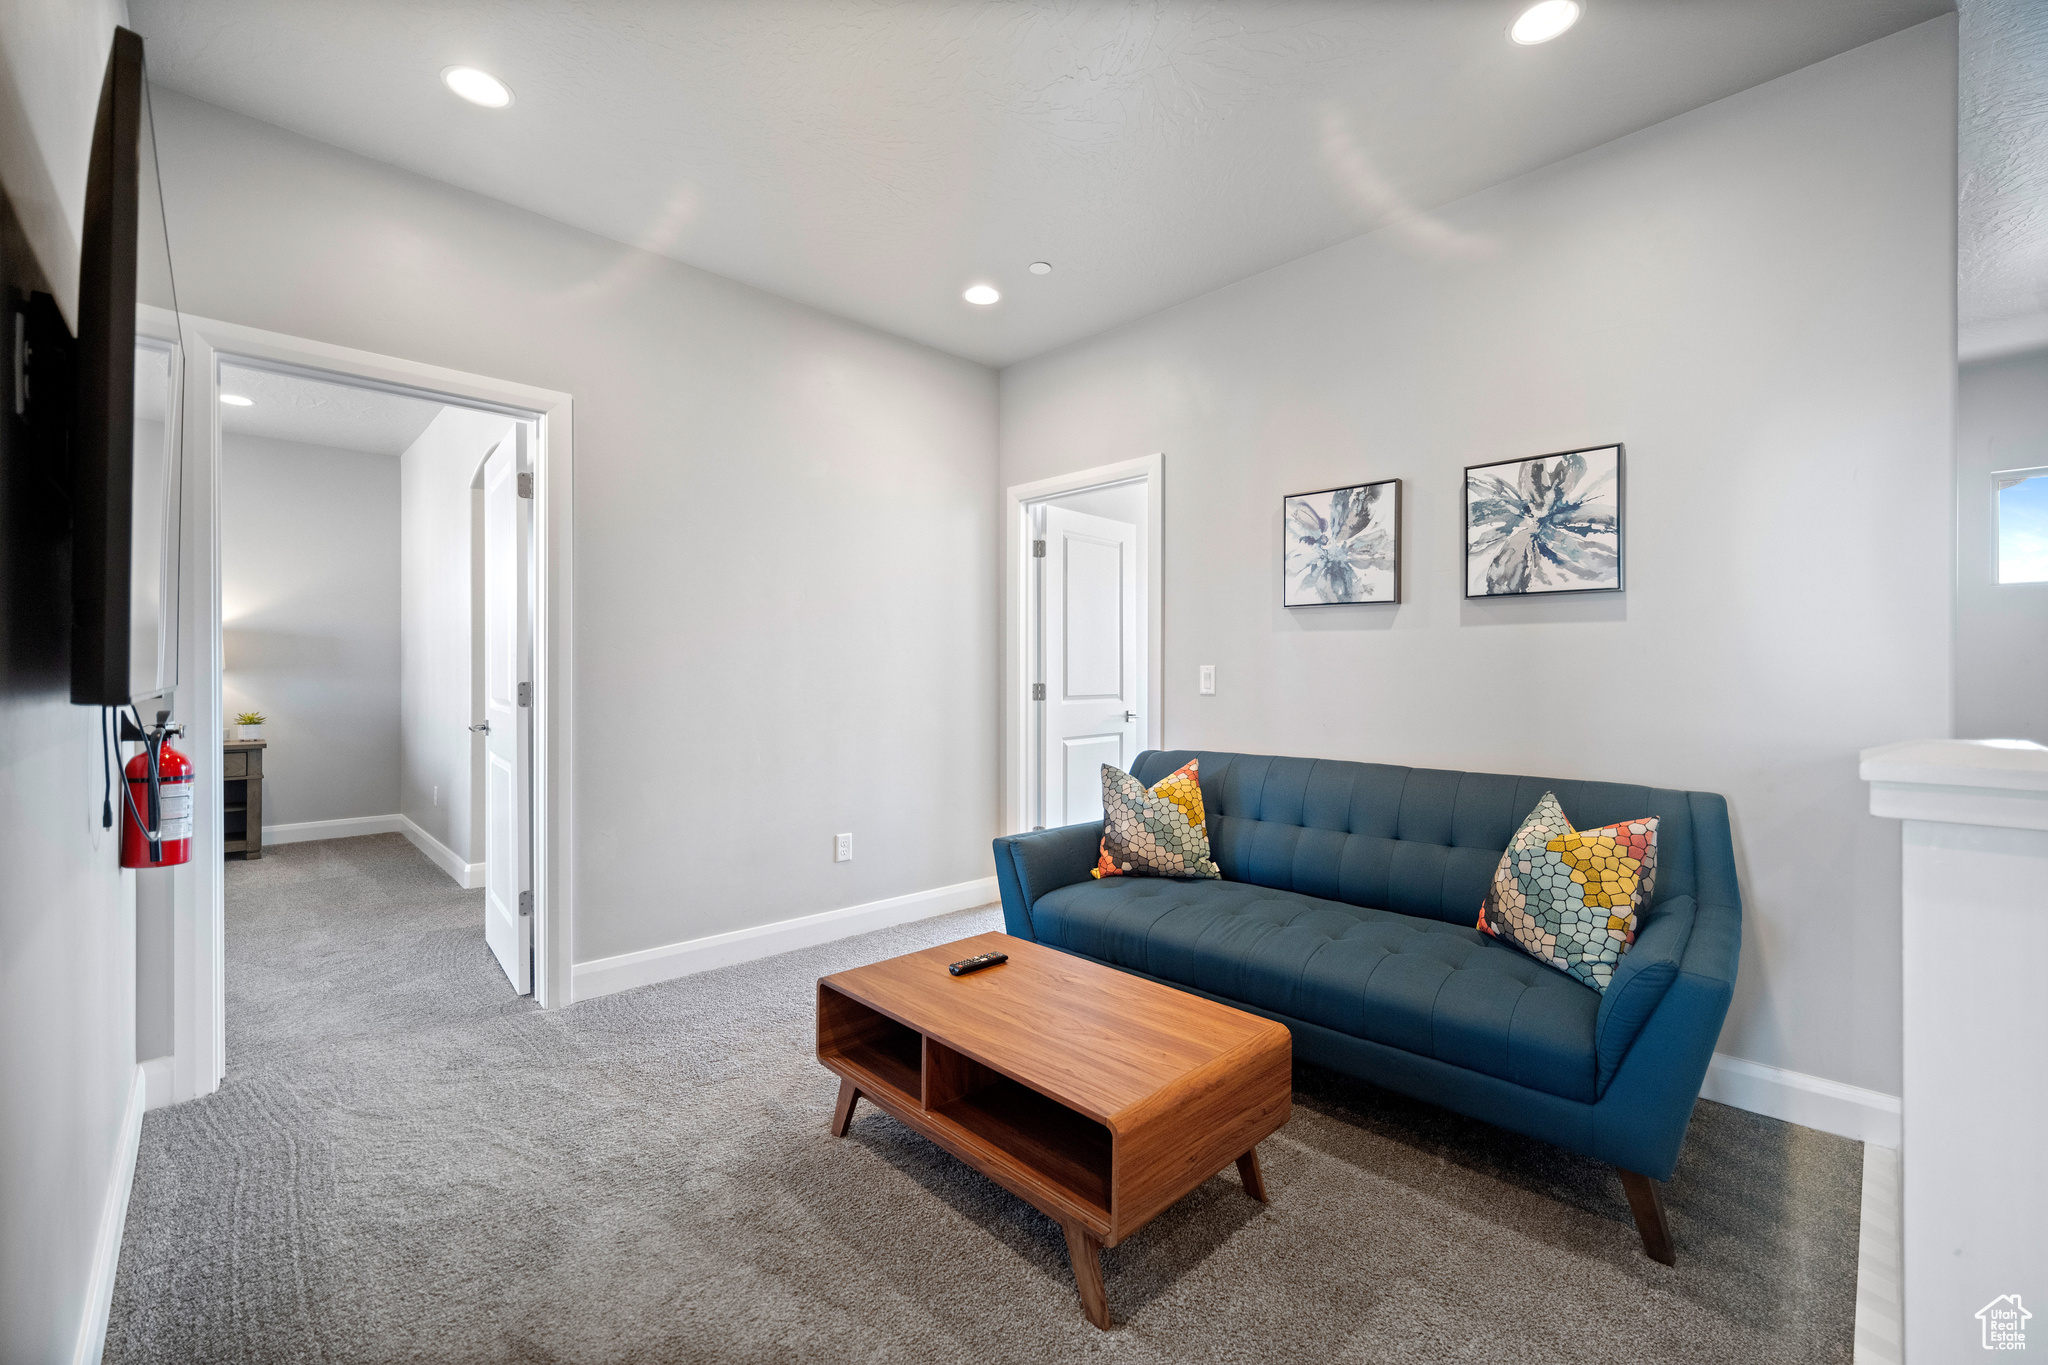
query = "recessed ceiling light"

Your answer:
(1028, 262), (1052, 276)
(220, 394), (254, 407)
(442, 65), (513, 108)
(1509, 0), (1580, 44)
(963, 284), (1001, 306)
